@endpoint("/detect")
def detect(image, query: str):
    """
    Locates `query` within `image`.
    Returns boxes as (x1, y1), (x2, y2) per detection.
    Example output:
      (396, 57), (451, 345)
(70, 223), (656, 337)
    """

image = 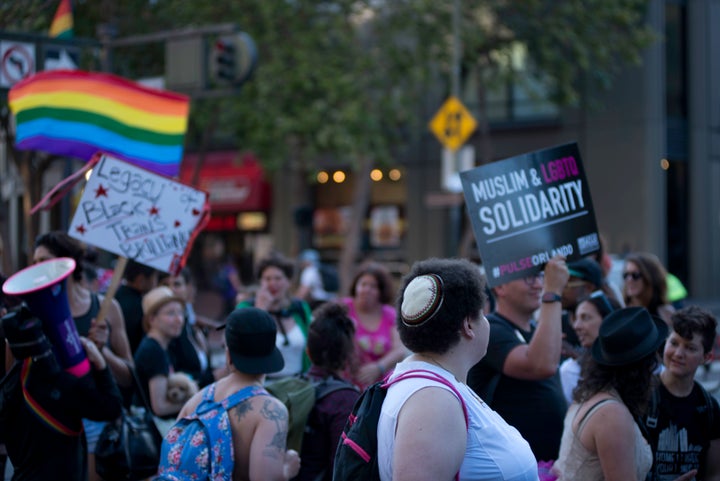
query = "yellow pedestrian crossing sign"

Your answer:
(429, 96), (477, 151)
